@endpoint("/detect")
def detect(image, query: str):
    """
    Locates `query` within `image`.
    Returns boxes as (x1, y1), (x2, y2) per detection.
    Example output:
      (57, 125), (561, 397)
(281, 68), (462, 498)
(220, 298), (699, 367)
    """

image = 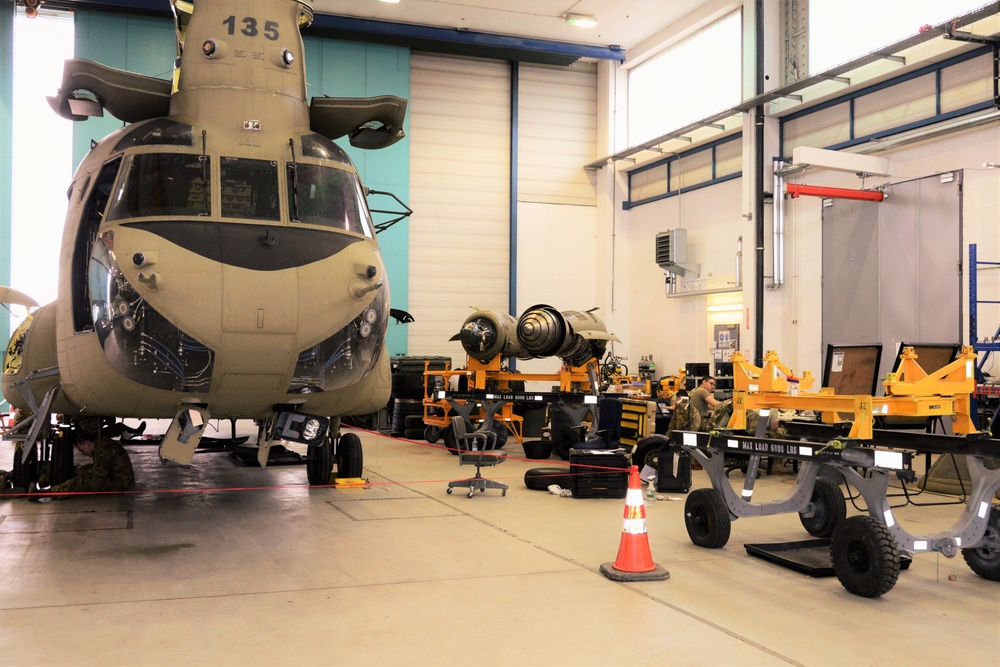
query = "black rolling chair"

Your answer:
(446, 418), (508, 498)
